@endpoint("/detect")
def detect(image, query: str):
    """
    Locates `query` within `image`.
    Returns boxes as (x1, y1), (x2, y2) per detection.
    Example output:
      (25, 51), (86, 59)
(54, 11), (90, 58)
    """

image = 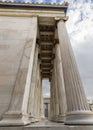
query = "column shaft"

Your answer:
(55, 44), (67, 122)
(50, 74), (55, 120)
(33, 62), (40, 121)
(37, 65), (41, 120)
(50, 63), (59, 121)
(53, 58), (59, 119)
(57, 19), (93, 125)
(39, 81), (45, 120)
(27, 45), (38, 121)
